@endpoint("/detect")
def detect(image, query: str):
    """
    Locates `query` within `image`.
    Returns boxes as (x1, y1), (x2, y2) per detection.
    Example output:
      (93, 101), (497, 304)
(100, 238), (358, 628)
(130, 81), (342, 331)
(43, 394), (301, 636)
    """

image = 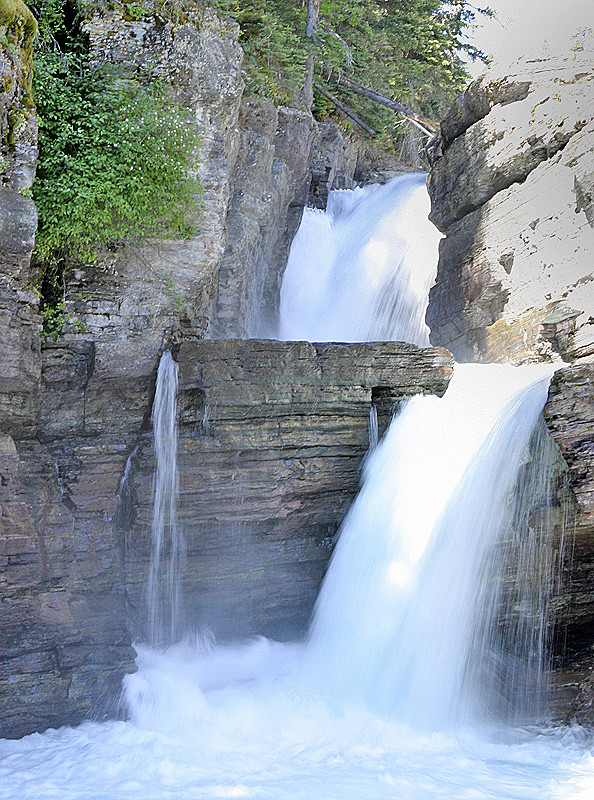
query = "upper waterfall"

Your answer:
(278, 173), (441, 346)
